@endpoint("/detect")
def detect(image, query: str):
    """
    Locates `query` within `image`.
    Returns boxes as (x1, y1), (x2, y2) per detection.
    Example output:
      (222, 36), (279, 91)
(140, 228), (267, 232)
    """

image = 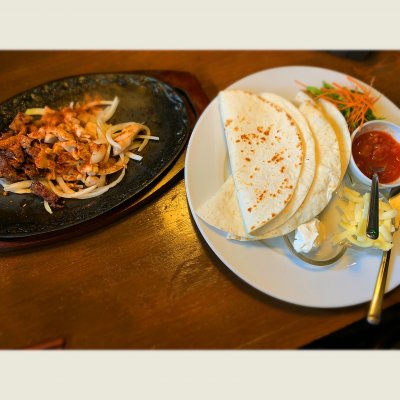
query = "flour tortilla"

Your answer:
(244, 92), (316, 235)
(225, 92), (316, 239)
(197, 91), (314, 239)
(258, 91), (342, 238)
(196, 175), (245, 236)
(318, 98), (351, 180)
(197, 91), (345, 241)
(218, 90), (304, 233)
